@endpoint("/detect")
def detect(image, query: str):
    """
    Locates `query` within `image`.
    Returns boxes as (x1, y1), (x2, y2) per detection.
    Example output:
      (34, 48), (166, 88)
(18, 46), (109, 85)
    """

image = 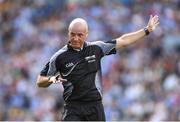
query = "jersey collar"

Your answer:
(67, 41), (87, 51)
